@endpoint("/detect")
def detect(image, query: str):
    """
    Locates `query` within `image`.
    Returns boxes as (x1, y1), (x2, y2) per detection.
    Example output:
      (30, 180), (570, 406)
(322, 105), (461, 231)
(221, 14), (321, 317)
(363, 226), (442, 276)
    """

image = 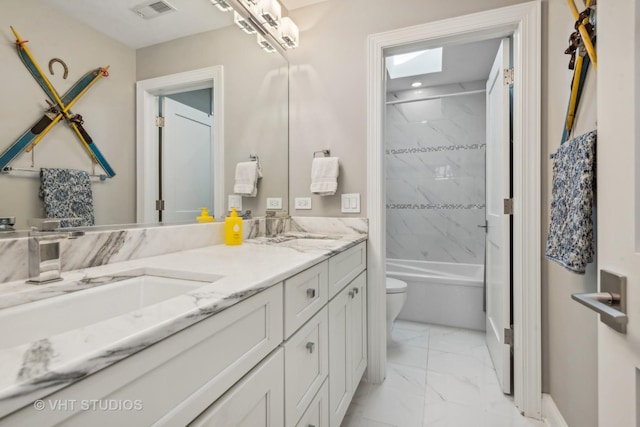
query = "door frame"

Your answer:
(136, 66), (224, 223)
(366, 1), (541, 419)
